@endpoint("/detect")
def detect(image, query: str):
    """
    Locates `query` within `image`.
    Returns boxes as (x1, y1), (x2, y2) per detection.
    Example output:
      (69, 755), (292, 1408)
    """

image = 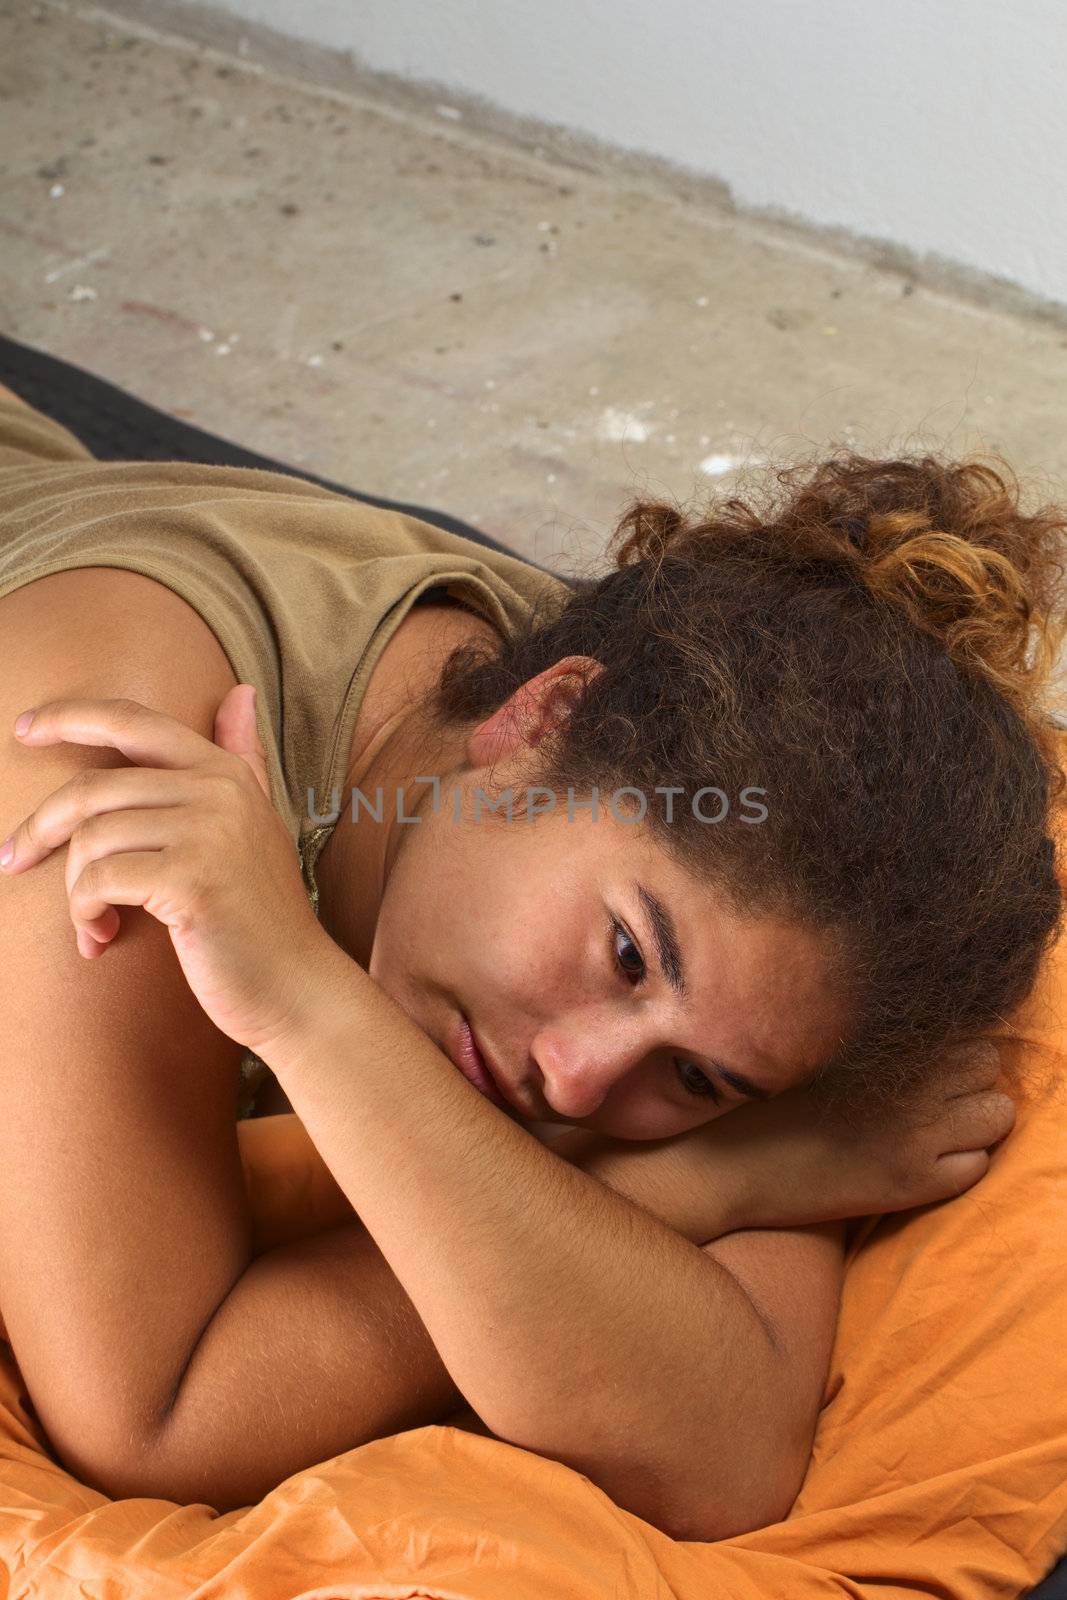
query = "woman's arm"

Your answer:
(0, 676), (843, 1536)
(120, 1117), (809, 1516)
(144, 946), (836, 1539)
